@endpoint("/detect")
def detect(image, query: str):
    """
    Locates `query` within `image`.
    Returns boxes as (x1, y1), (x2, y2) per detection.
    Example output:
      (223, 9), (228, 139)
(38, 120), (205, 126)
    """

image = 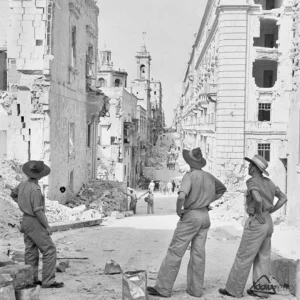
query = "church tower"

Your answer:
(135, 44), (151, 81)
(99, 46), (113, 68)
